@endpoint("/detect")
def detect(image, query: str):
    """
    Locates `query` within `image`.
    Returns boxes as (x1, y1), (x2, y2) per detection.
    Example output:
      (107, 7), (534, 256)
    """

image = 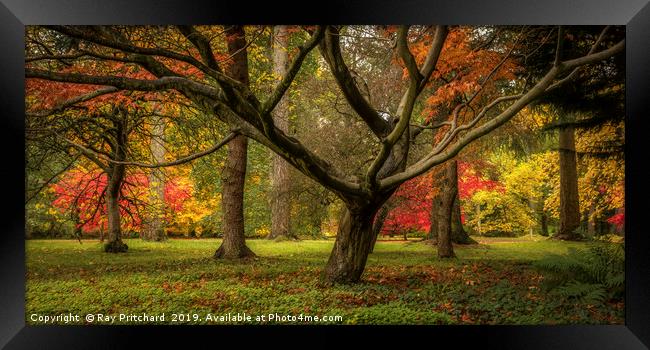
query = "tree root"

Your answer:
(103, 240), (128, 253)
